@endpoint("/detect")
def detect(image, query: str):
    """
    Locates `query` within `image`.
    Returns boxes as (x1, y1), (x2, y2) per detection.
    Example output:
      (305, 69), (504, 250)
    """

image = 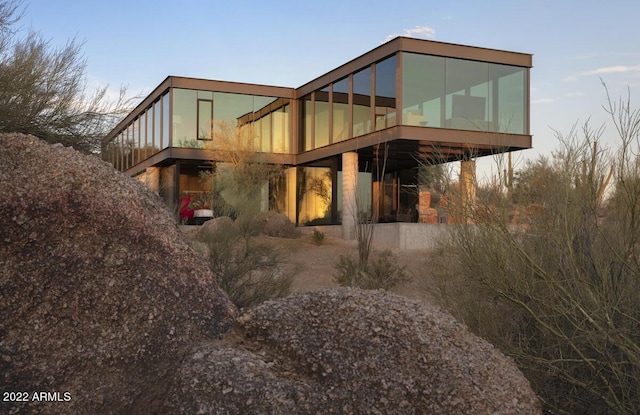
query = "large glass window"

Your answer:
(446, 58), (490, 131)
(297, 167), (332, 225)
(146, 108), (154, 154)
(402, 52), (528, 134)
(491, 64), (526, 134)
(254, 96), (278, 152)
(402, 53), (445, 127)
(173, 89), (197, 147)
(332, 78), (349, 143)
(153, 100), (162, 150)
(198, 99), (213, 140)
(126, 124), (133, 169)
(315, 87), (330, 148)
(140, 112), (146, 160)
(132, 118), (138, 164)
(353, 67), (372, 137)
(162, 93), (170, 149)
(302, 95), (312, 151)
(272, 104), (290, 153)
(375, 55), (397, 130)
(213, 92), (254, 146)
(332, 77), (349, 142)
